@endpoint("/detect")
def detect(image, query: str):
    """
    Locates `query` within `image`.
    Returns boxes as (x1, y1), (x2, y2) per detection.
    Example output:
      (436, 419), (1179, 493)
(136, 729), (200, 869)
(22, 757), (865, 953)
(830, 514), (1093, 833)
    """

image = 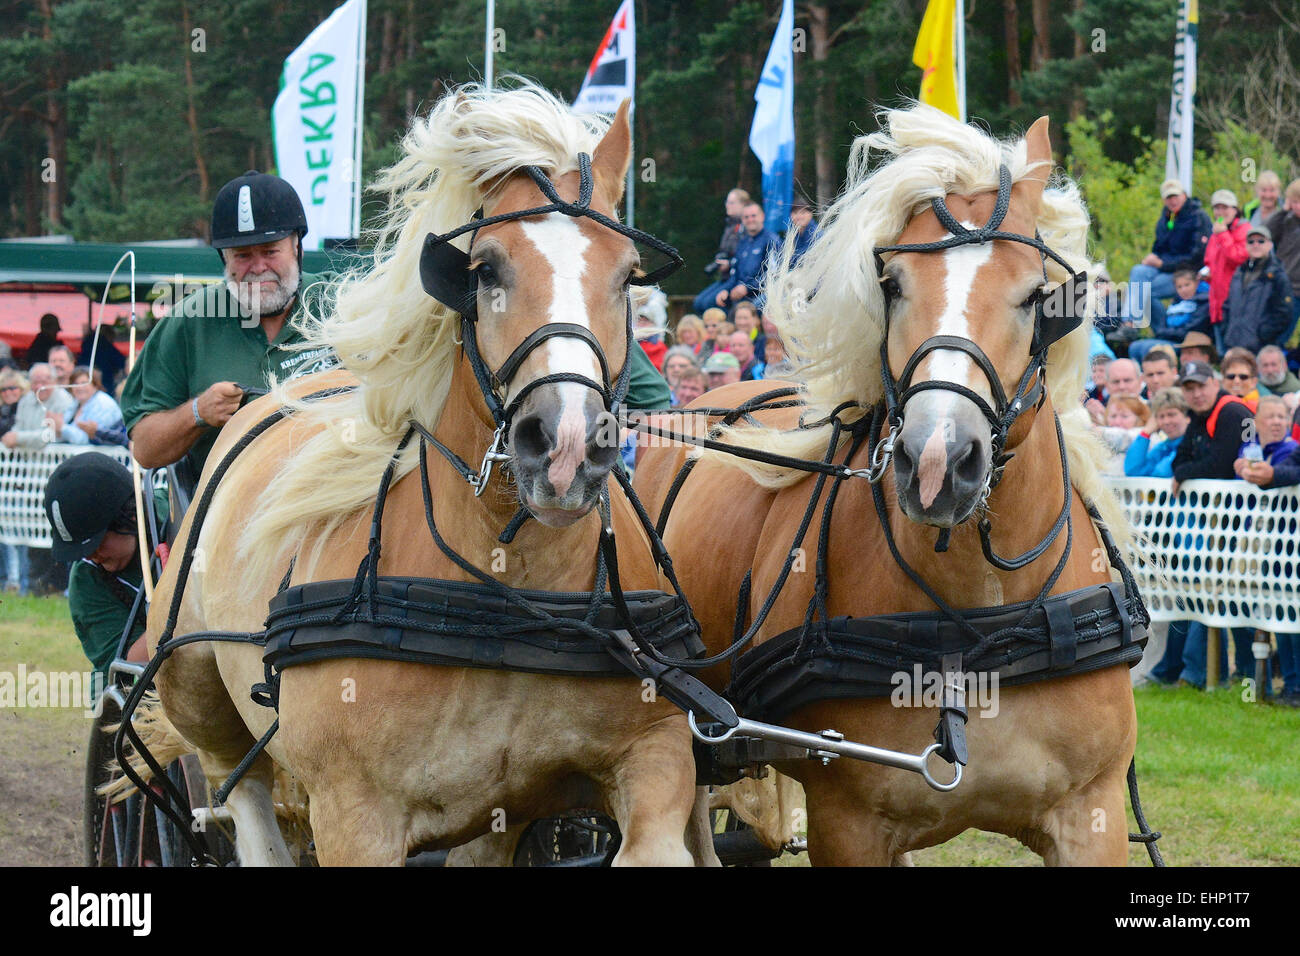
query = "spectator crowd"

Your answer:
(1089, 172), (1300, 705)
